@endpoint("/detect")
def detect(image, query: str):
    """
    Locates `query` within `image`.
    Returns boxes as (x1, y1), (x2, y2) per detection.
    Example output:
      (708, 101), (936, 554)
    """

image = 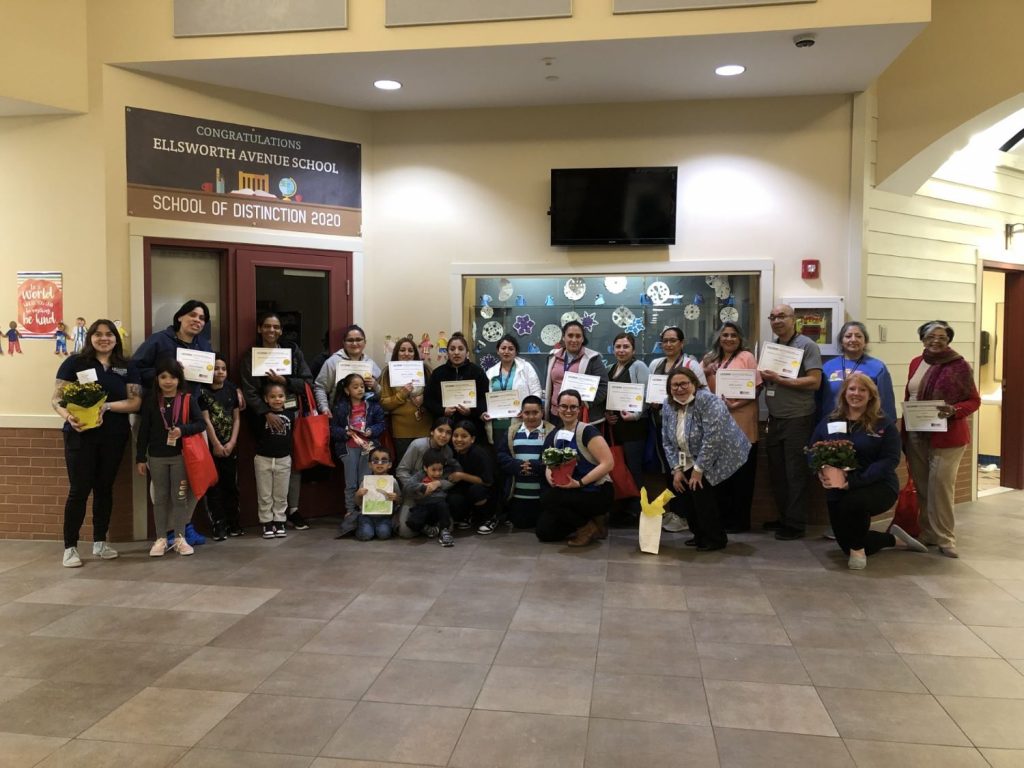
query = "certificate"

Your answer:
(388, 360), (425, 388)
(361, 475), (395, 516)
(176, 349), (216, 384)
(251, 348), (292, 377)
(486, 391), (522, 418)
(562, 371), (600, 402)
(607, 382), (645, 413)
(715, 369), (756, 399)
(903, 401), (948, 432)
(336, 359), (373, 379)
(441, 380), (477, 409)
(645, 374), (668, 404)
(758, 343), (805, 379)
